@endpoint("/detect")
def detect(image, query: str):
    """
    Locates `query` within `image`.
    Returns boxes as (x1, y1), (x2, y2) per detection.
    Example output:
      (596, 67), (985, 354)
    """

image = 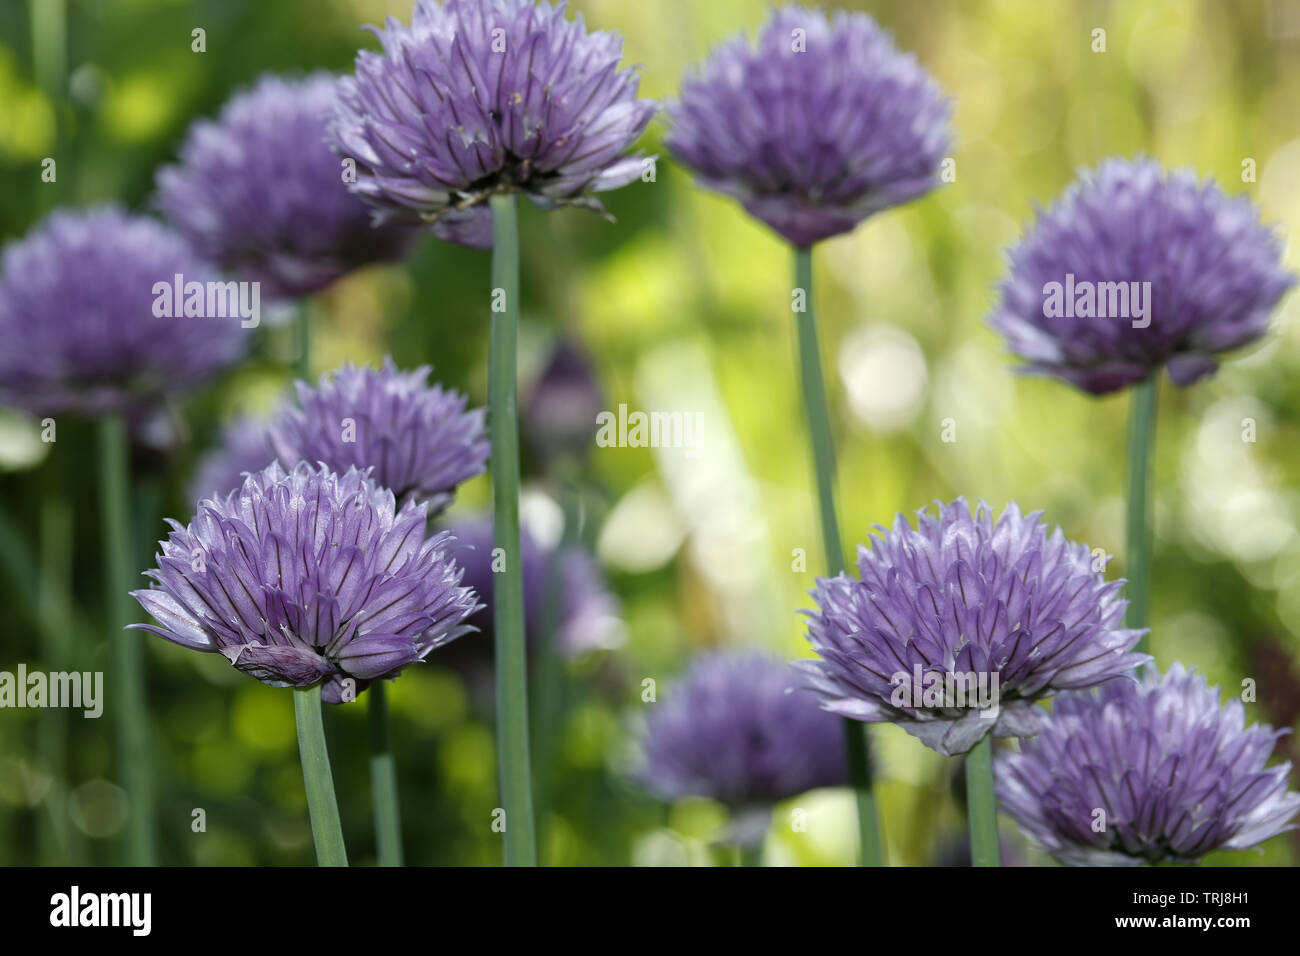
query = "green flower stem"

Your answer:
(98, 416), (156, 866)
(794, 244), (884, 868)
(1126, 376), (1157, 653)
(739, 842), (765, 867)
(294, 684), (348, 866)
(529, 539), (566, 862)
(30, 0), (64, 220)
(490, 192), (537, 867)
(31, 5), (73, 864)
(37, 492), (80, 864)
(530, 469), (583, 862)
(0, 501), (37, 618)
(30, 0), (65, 100)
(965, 735), (1000, 866)
(368, 681), (403, 866)
(0, 497), (94, 644)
